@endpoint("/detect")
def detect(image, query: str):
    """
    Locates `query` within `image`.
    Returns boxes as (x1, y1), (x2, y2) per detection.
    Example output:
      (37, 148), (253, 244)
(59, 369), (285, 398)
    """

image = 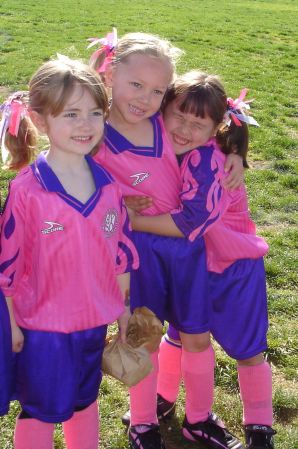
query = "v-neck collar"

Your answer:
(31, 151), (114, 216)
(104, 113), (163, 157)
